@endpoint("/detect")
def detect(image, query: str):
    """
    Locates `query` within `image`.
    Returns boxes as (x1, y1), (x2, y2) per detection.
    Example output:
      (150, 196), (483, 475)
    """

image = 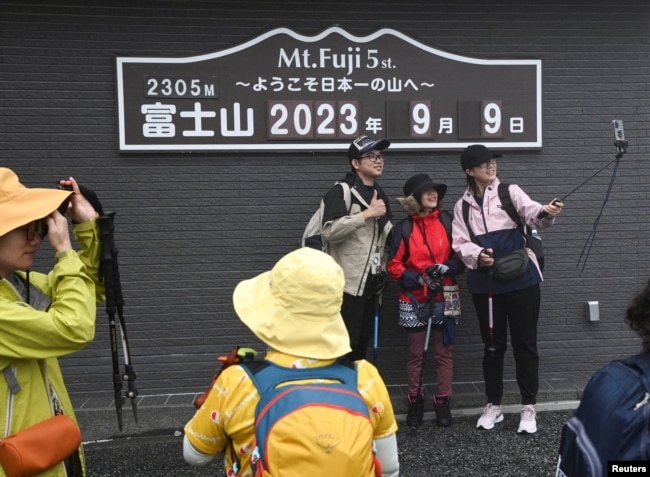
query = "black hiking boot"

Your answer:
(407, 395), (424, 427)
(434, 395), (452, 427)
